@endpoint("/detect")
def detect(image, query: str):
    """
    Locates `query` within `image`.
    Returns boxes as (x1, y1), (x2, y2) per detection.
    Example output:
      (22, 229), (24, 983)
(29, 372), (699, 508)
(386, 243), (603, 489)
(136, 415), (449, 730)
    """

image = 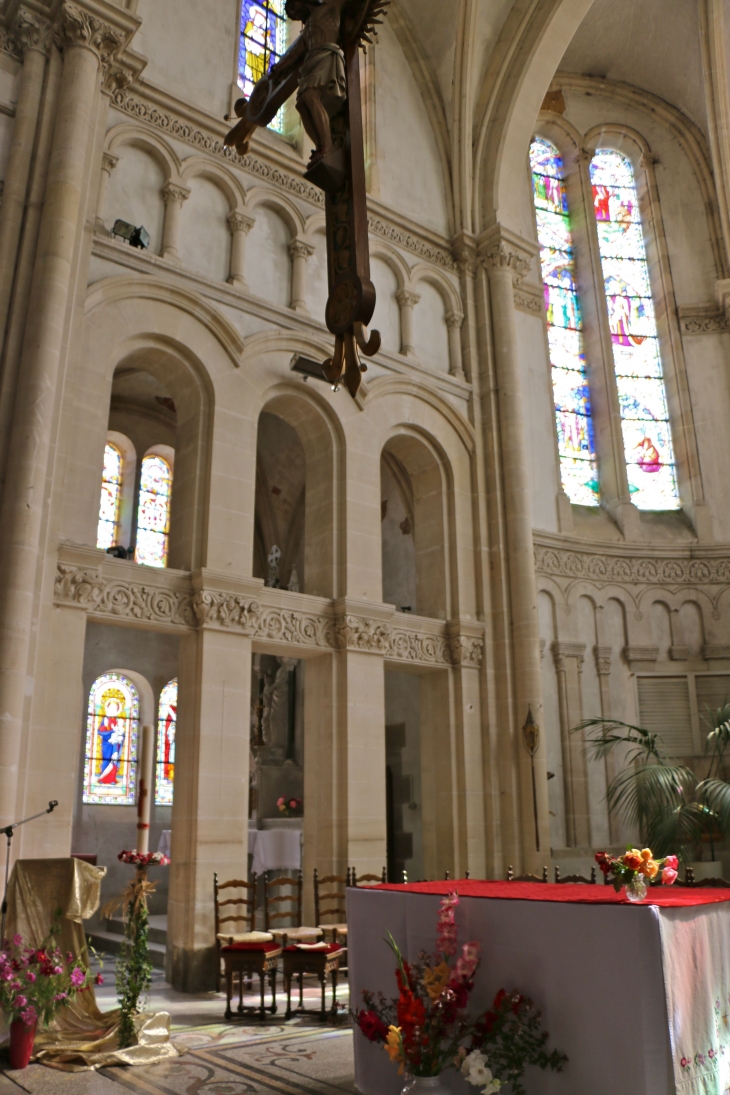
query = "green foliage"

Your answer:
(116, 895), (152, 1048)
(471, 991), (567, 1095)
(573, 701), (730, 863)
